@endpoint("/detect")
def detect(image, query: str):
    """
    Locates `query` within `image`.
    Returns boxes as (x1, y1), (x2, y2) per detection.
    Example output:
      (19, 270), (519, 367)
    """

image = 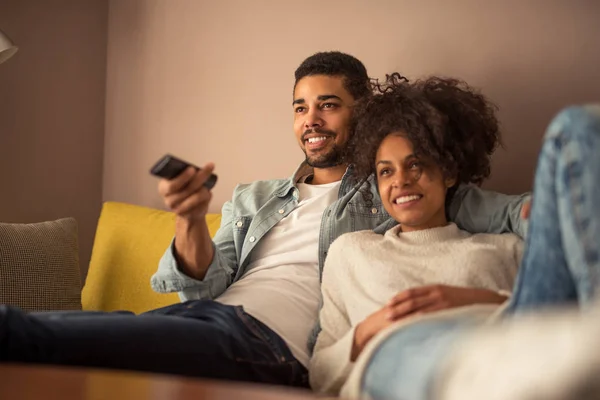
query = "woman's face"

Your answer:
(375, 133), (454, 232)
